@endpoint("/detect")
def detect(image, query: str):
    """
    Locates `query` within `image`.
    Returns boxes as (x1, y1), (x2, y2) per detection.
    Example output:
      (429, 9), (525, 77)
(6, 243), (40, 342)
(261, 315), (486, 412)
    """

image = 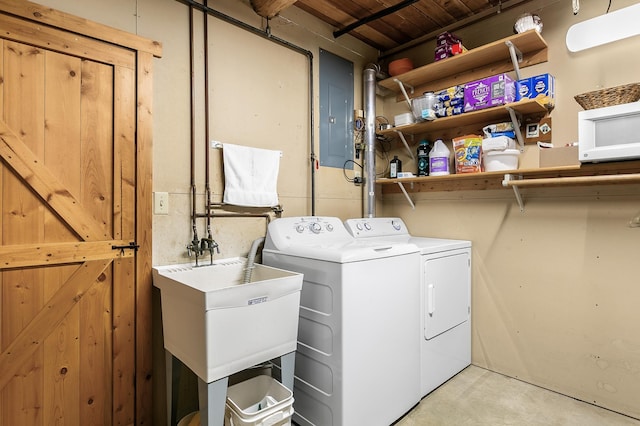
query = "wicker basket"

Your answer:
(574, 83), (640, 110)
